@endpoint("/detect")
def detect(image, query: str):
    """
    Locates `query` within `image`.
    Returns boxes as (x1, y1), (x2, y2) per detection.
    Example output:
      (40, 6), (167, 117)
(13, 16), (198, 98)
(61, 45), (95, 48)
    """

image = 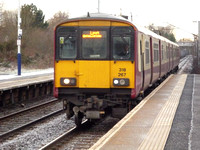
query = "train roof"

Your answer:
(137, 25), (179, 46)
(66, 13), (128, 22)
(58, 13), (178, 46)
